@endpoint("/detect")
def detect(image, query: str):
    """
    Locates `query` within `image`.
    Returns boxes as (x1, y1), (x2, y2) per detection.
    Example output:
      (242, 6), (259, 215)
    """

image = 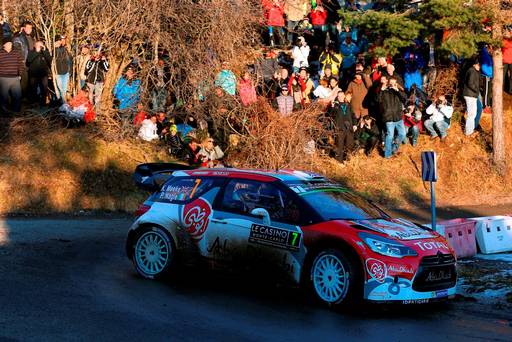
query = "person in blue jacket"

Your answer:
(403, 52), (423, 92)
(113, 66), (141, 111)
(480, 45), (493, 110)
(214, 61), (237, 96)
